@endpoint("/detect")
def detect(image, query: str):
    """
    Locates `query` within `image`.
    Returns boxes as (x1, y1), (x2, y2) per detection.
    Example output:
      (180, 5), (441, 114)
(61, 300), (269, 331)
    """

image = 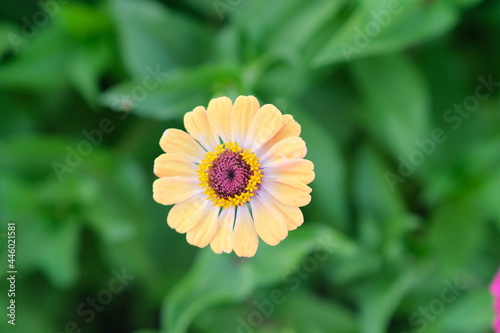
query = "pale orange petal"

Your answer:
(260, 189), (304, 231)
(167, 194), (209, 233)
(258, 114), (301, 154)
(250, 192), (288, 246)
(246, 104), (283, 149)
(263, 178), (312, 207)
(207, 96), (232, 143)
(259, 136), (307, 165)
(186, 205), (219, 248)
(264, 159), (315, 184)
(153, 153), (197, 178)
(233, 205), (259, 257)
(231, 95), (260, 143)
(152, 177), (201, 206)
(159, 129), (205, 162)
(184, 106), (219, 151)
(210, 207), (235, 254)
